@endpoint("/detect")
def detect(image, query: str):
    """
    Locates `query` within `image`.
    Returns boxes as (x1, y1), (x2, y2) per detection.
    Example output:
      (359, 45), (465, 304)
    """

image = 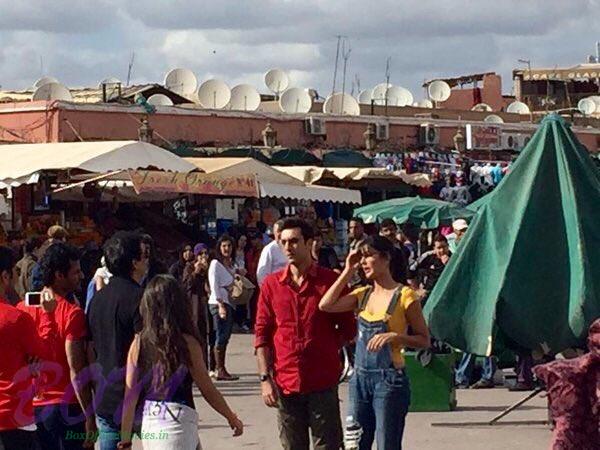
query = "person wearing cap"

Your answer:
(447, 219), (469, 253)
